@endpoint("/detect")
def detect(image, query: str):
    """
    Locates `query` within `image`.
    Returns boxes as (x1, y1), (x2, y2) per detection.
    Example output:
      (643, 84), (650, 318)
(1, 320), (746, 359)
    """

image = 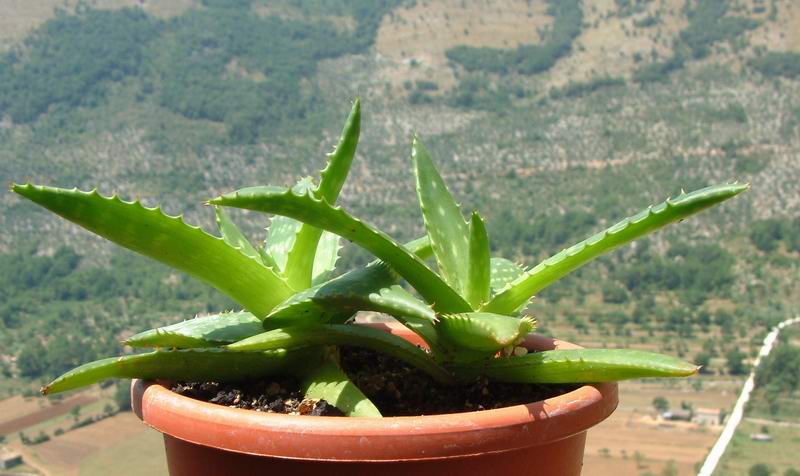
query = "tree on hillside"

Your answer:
(652, 396), (668, 413)
(115, 381), (132, 412)
(749, 463), (772, 476)
(726, 348), (748, 375)
(694, 352), (712, 374)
